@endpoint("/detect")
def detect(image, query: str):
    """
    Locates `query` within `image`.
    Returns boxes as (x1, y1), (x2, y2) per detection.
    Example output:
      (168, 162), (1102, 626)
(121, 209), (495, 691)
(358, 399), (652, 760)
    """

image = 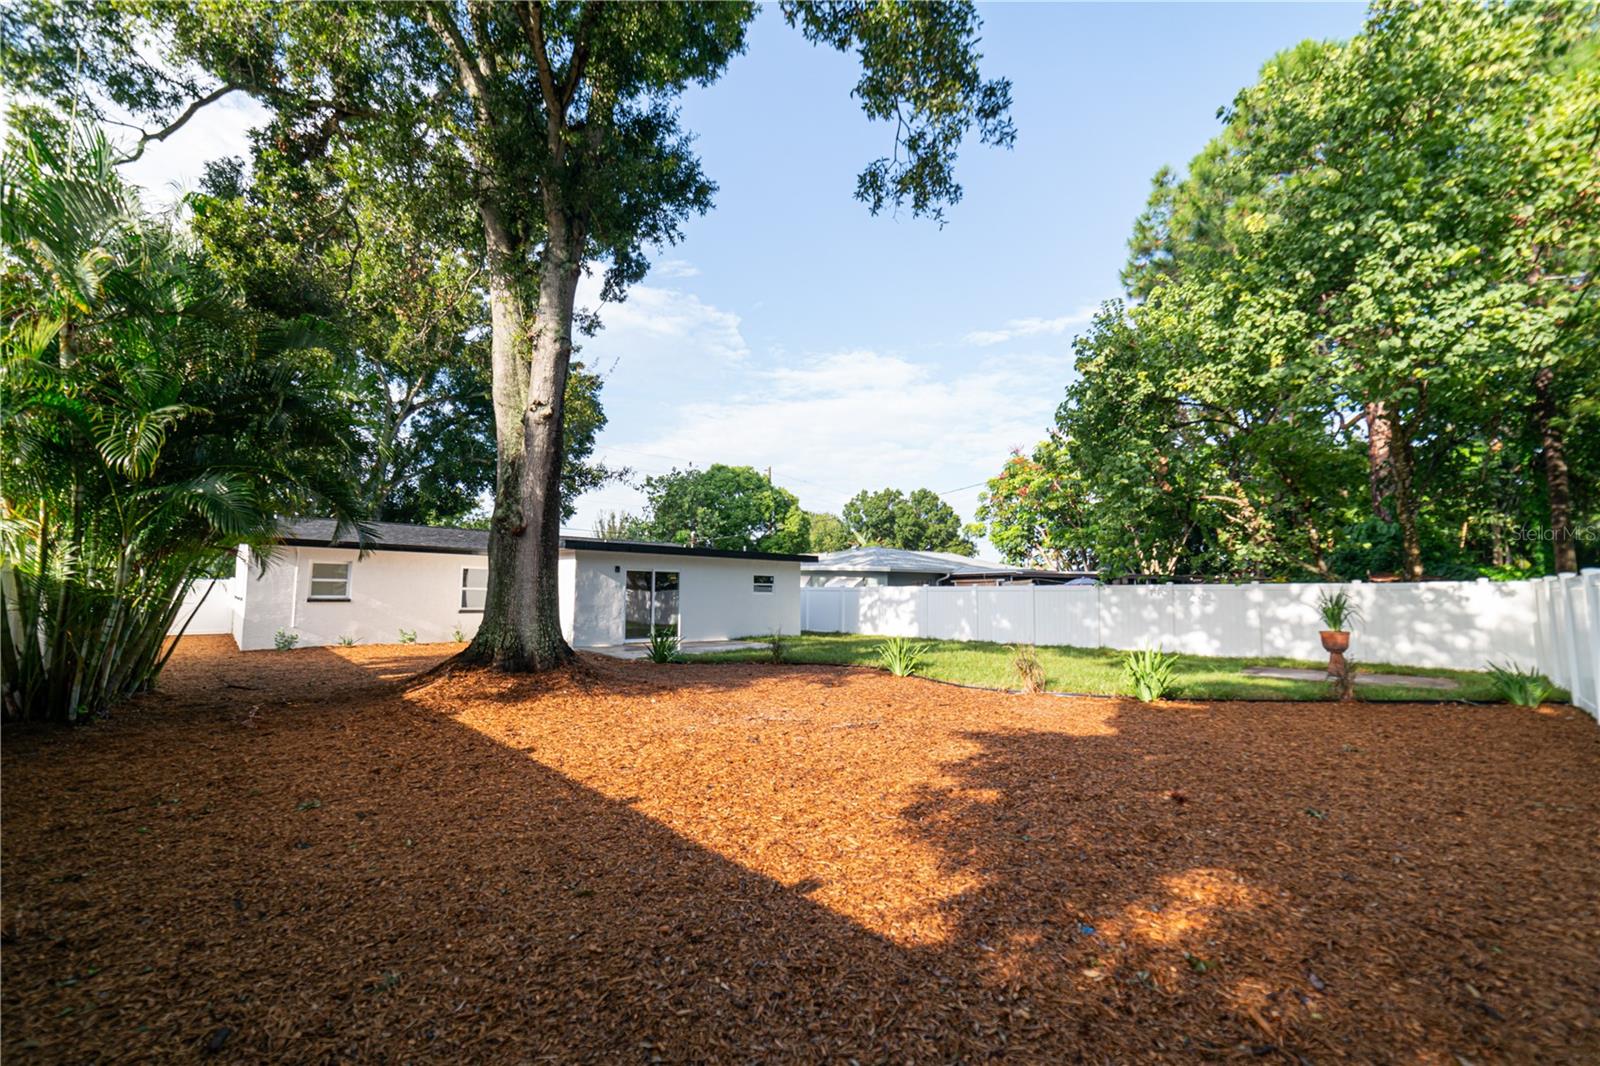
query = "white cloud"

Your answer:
(577, 273), (748, 364)
(577, 344), (1073, 539)
(651, 258), (700, 279)
(963, 306), (1098, 347)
